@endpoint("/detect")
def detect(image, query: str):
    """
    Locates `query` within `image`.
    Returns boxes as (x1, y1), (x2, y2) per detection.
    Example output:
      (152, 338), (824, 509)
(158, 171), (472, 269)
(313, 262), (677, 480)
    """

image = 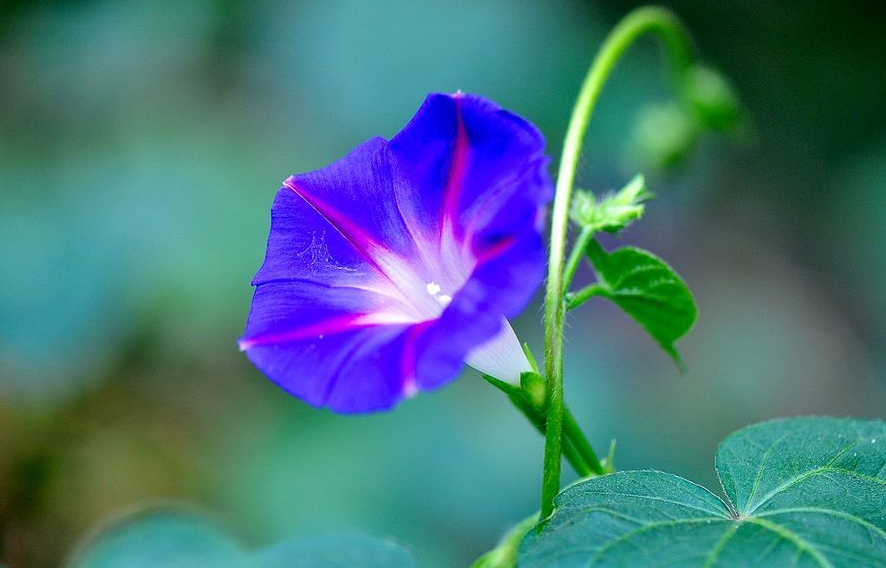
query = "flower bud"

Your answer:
(632, 103), (698, 170)
(682, 65), (741, 133)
